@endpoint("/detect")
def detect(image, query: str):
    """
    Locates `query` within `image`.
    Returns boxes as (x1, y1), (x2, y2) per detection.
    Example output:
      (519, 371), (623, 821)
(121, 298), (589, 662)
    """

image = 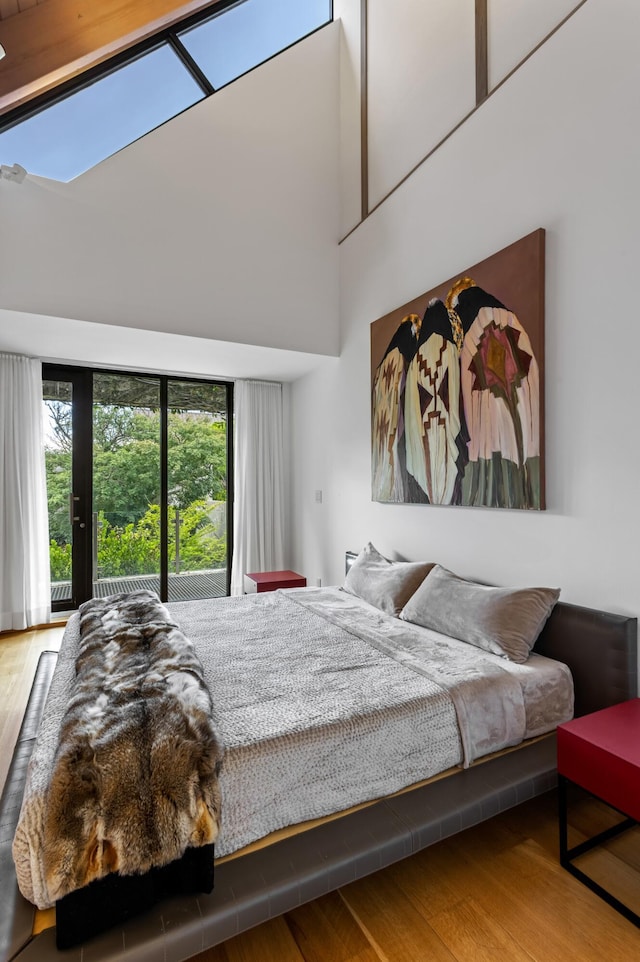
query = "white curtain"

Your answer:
(231, 380), (285, 595)
(0, 353), (51, 630)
